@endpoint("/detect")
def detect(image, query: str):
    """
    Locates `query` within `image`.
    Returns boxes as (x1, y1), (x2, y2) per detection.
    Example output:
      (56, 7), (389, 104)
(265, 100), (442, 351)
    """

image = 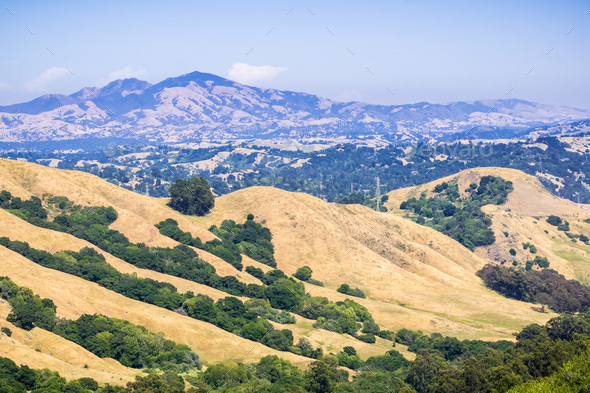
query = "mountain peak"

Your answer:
(152, 70), (238, 90)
